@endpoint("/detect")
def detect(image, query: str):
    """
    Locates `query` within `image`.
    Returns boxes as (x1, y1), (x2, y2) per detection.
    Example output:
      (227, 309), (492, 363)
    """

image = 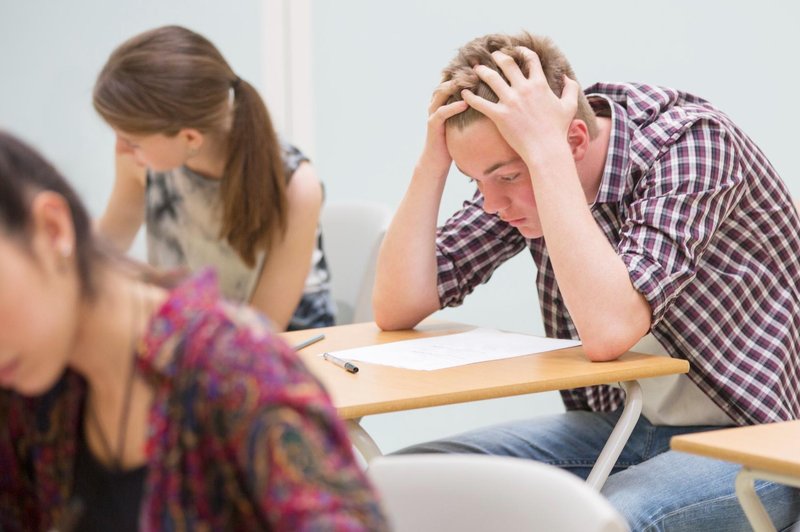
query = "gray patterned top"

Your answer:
(145, 142), (334, 330)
